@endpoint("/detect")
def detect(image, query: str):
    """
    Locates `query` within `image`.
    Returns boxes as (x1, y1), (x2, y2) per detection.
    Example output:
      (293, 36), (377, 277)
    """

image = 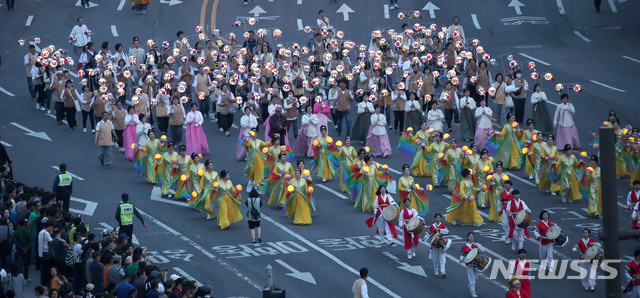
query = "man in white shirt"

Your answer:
(352, 267), (369, 298)
(69, 17), (91, 59)
(129, 37), (146, 80)
(446, 16), (466, 47)
(38, 220), (54, 286)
